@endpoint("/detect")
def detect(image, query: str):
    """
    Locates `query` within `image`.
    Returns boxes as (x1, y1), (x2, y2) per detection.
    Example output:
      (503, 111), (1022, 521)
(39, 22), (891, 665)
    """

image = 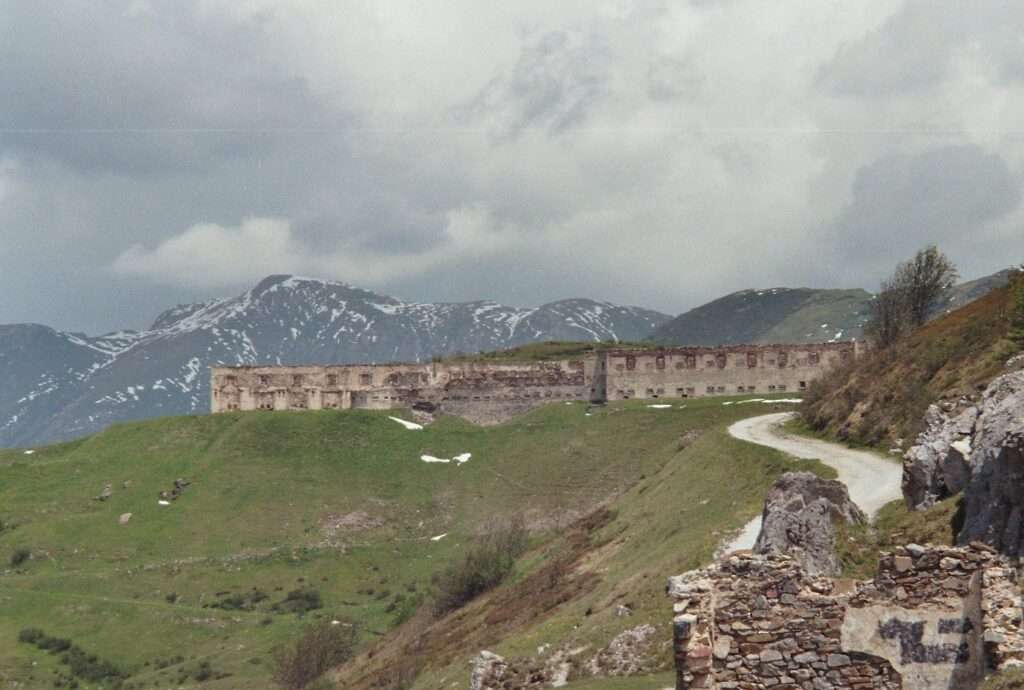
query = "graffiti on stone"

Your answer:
(878, 618), (971, 665)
